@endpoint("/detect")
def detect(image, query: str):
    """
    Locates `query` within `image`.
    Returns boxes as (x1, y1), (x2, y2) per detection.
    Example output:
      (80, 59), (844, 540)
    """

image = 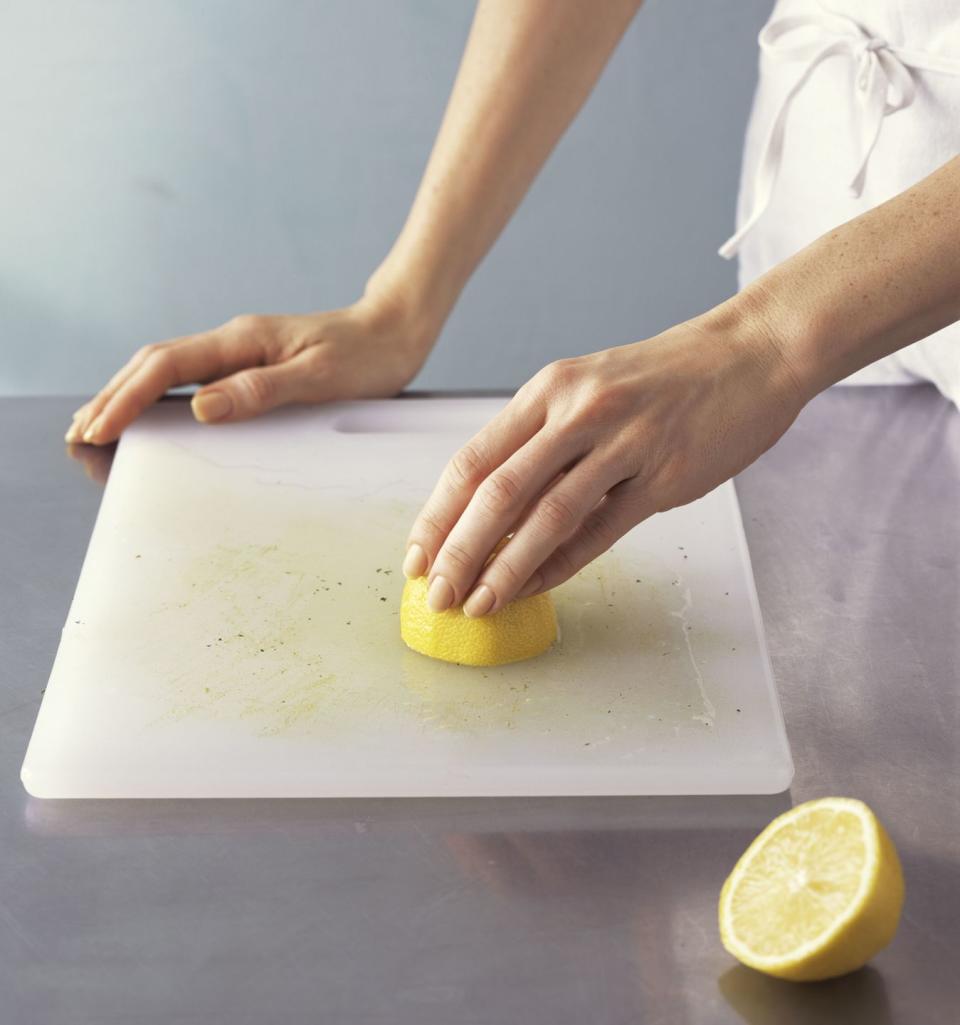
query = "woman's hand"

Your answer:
(403, 302), (810, 617)
(64, 0), (649, 448)
(66, 295), (434, 445)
